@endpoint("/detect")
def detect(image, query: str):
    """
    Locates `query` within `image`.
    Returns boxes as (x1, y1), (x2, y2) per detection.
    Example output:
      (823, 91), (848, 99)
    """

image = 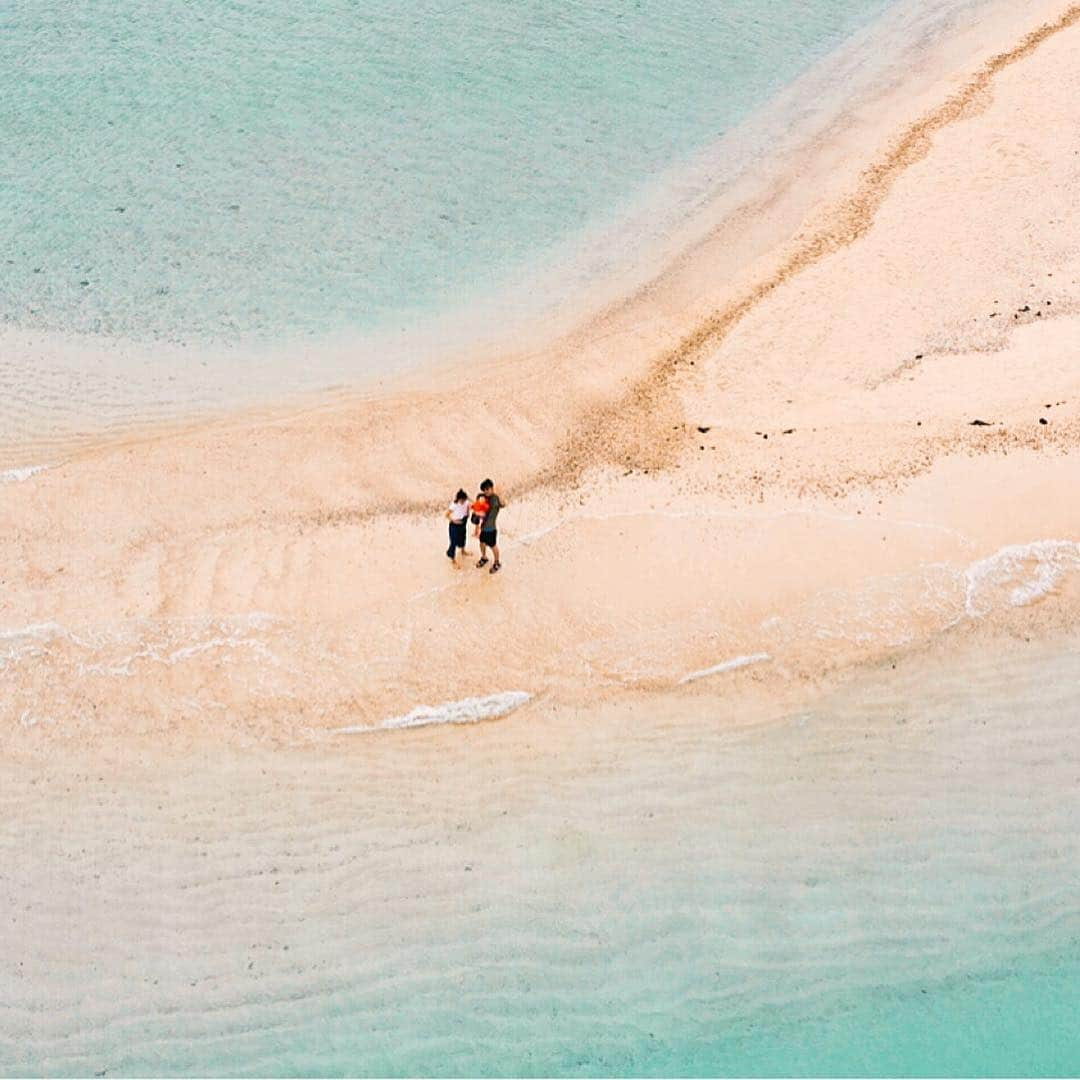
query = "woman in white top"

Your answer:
(445, 489), (471, 565)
